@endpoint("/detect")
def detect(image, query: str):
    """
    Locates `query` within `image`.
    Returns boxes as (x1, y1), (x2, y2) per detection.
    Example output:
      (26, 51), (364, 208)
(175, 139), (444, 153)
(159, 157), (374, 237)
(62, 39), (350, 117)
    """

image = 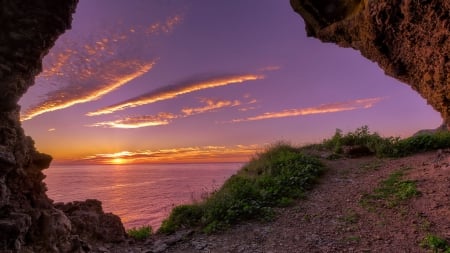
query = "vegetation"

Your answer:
(320, 125), (450, 157)
(360, 168), (420, 209)
(158, 126), (450, 235)
(420, 234), (450, 253)
(127, 225), (152, 240)
(159, 143), (324, 234)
